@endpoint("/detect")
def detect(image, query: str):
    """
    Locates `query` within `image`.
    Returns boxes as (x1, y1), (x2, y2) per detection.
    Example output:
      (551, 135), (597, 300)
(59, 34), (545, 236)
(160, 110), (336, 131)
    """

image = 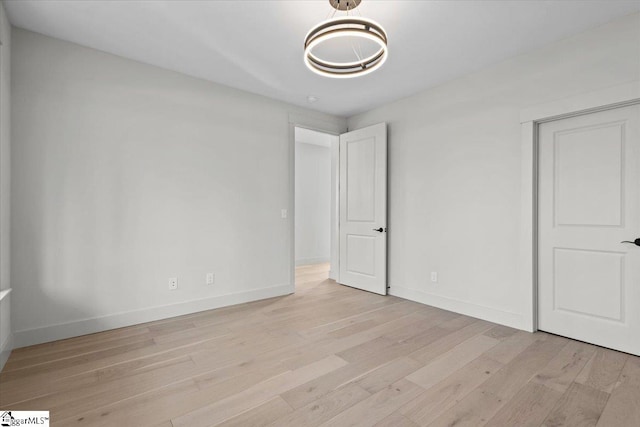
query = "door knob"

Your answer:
(621, 238), (640, 246)
(373, 227), (385, 233)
